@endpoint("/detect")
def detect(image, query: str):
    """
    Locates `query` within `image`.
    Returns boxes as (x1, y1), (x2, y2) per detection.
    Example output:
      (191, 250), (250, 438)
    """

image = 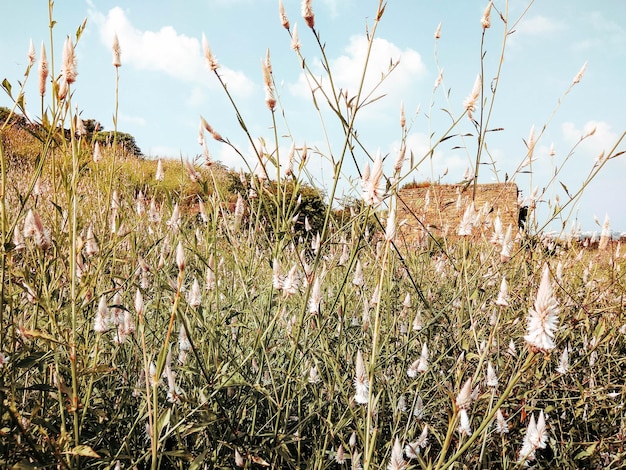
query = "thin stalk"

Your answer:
(478, 389), (497, 464)
(62, 97), (82, 462)
(363, 238), (390, 469)
(0, 141), (7, 349)
(137, 299), (155, 470)
(104, 64), (121, 240)
(436, 352), (537, 470)
(47, 0), (58, 194)
(473, 1), (511, 198)
(149, 265), (184, 470)
(79, 333), (102, 430)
